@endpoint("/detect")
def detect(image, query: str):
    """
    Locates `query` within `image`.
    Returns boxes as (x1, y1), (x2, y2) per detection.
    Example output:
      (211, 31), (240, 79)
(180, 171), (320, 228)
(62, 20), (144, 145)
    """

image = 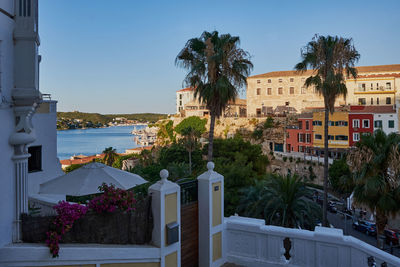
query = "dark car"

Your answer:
(384, 229), (399, 246)
(352, 220), (376, 236)
(327, 204), (337, 213)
